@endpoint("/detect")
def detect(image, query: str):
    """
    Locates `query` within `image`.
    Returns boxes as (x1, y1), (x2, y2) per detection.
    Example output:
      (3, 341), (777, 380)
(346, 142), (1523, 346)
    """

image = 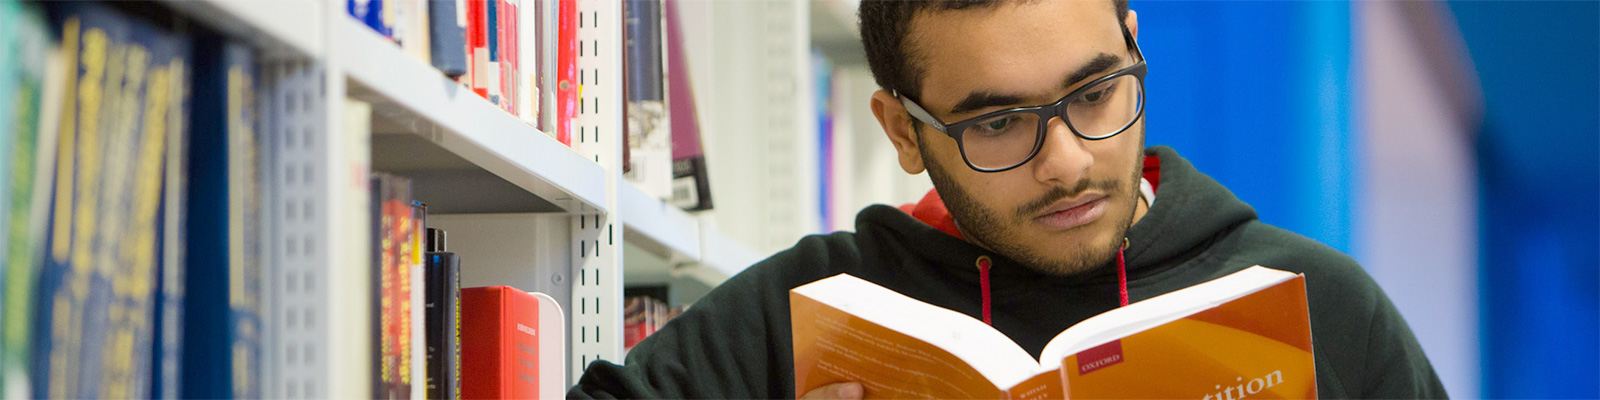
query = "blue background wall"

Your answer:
(1449, 1), (1599, 398)
(1137, 1), (1354, 253)
(1135, 1), (1598, 397)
